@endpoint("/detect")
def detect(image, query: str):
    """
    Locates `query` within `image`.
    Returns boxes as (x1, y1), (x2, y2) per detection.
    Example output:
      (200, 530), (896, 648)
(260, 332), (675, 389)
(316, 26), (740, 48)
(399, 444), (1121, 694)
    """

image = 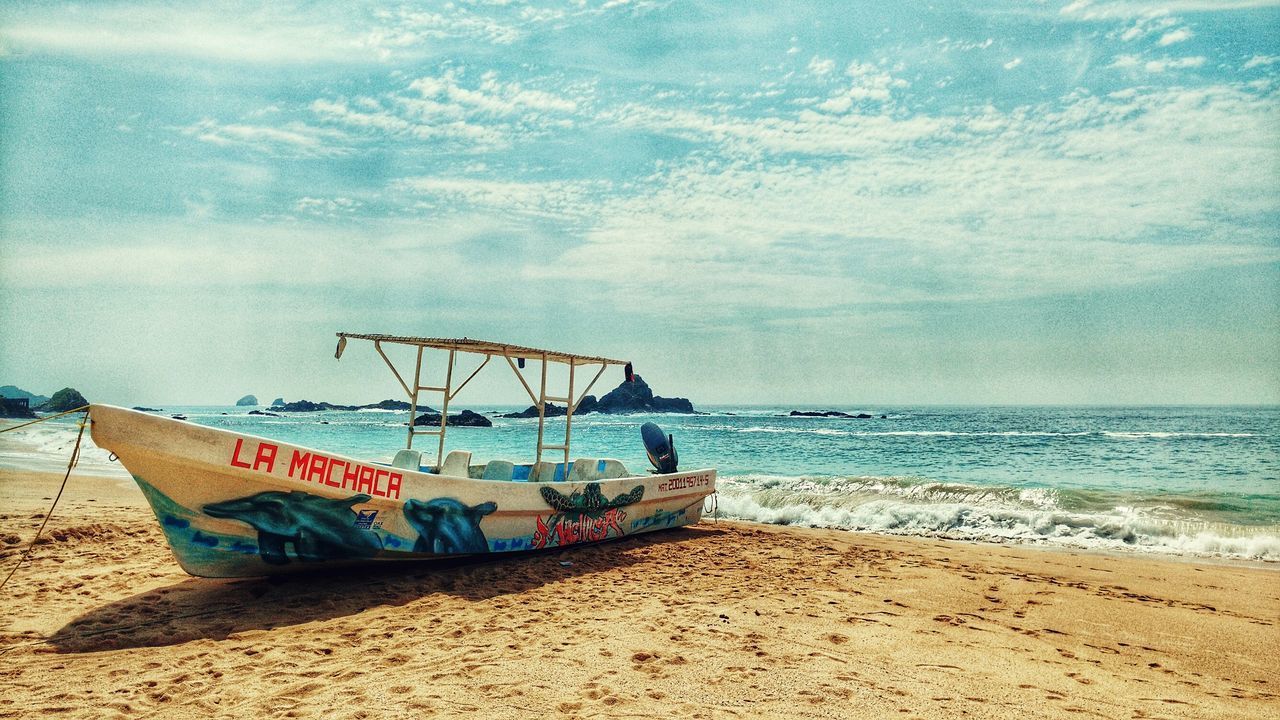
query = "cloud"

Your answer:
(303, 69), (587, 152)
(1144, 56), (1206, 72)
(1243, 54), (1279, 69)
(814, 62), (909, 113)
(1157, 28), (1194, 45)
(180, 119), (350, 156)
(0, 7), (380, 64)
(1061, 0), (1279, 20)
(392, 177), (607, 221)
(0, 3), (545, 63)
(529, 83), (1280, 319)
(807, 57), (836, 77)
